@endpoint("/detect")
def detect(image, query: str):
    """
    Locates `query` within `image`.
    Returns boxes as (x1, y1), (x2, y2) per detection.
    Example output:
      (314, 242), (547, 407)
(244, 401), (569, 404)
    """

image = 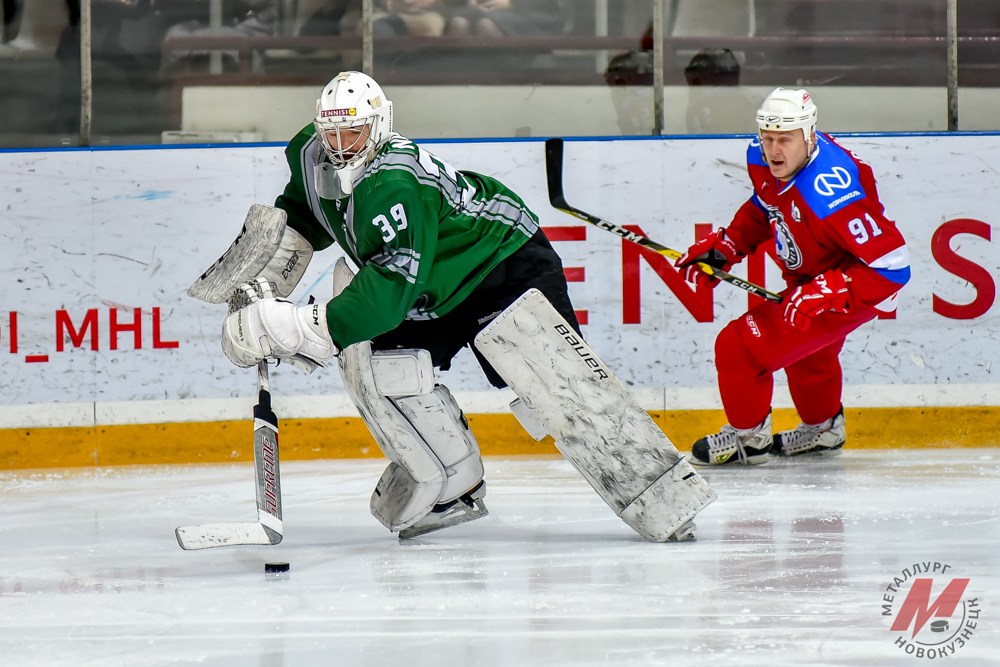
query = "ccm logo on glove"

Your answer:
(222, 299), (336, 368)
